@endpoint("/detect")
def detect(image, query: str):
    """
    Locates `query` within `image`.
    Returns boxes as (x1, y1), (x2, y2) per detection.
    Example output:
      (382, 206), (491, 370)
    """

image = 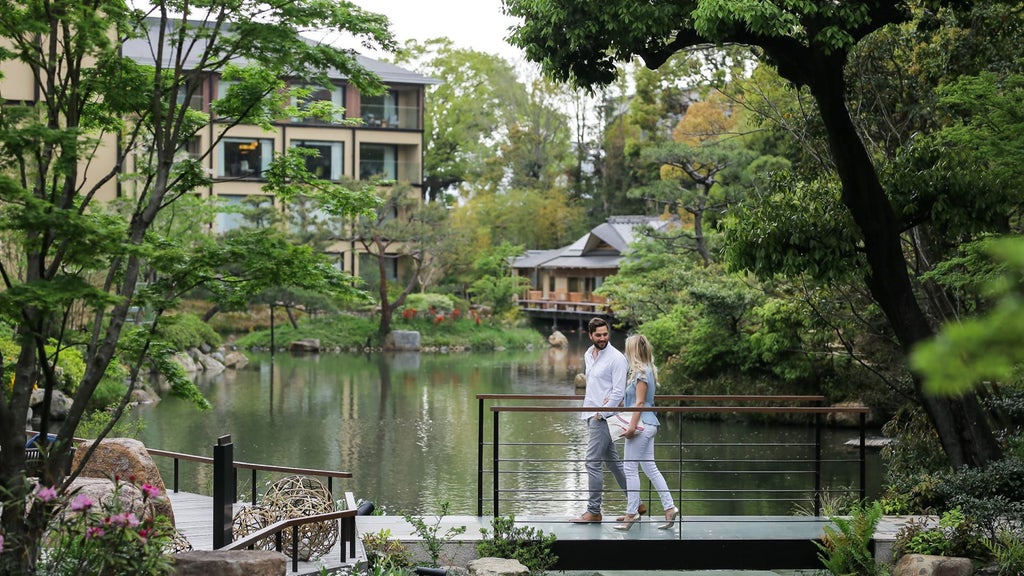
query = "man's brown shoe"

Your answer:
(570, 512), (602, 523)
(615, 503), (646, 522)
